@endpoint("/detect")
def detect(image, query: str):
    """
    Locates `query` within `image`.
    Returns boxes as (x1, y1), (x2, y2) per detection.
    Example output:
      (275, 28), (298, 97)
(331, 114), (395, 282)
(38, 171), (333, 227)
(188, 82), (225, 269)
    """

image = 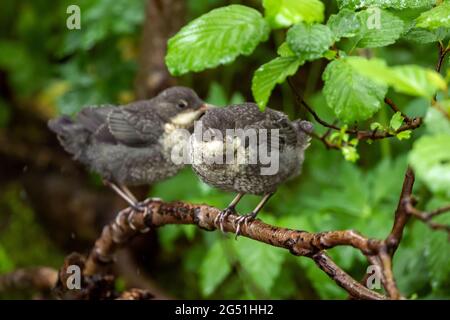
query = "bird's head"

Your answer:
(155, 86), (213, 129)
